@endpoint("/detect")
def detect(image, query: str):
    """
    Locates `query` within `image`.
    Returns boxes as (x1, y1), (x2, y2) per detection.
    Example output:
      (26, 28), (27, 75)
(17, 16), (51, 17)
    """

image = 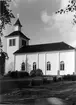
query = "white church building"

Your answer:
(5, 18), (76, 75)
